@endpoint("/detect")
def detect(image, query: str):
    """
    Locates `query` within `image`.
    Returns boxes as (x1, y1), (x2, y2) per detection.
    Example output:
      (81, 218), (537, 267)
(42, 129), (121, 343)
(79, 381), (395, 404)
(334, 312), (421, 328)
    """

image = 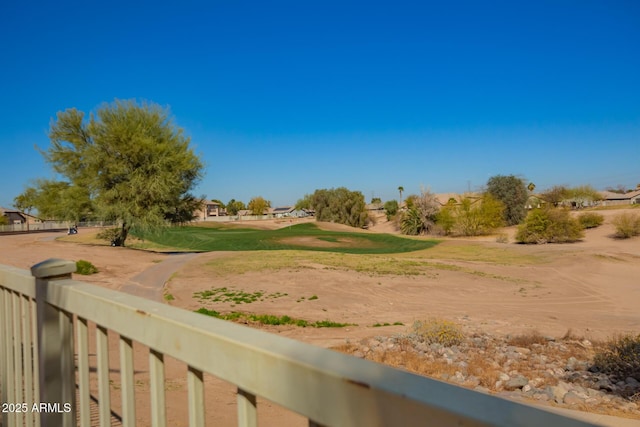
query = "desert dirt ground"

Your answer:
(1, 209), (639, 426)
